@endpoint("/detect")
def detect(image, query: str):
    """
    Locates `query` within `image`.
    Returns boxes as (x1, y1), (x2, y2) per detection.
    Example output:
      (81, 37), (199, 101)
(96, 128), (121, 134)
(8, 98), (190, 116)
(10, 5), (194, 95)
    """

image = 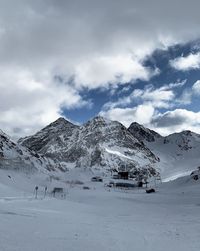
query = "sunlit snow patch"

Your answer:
(163, 171), (192, 182)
